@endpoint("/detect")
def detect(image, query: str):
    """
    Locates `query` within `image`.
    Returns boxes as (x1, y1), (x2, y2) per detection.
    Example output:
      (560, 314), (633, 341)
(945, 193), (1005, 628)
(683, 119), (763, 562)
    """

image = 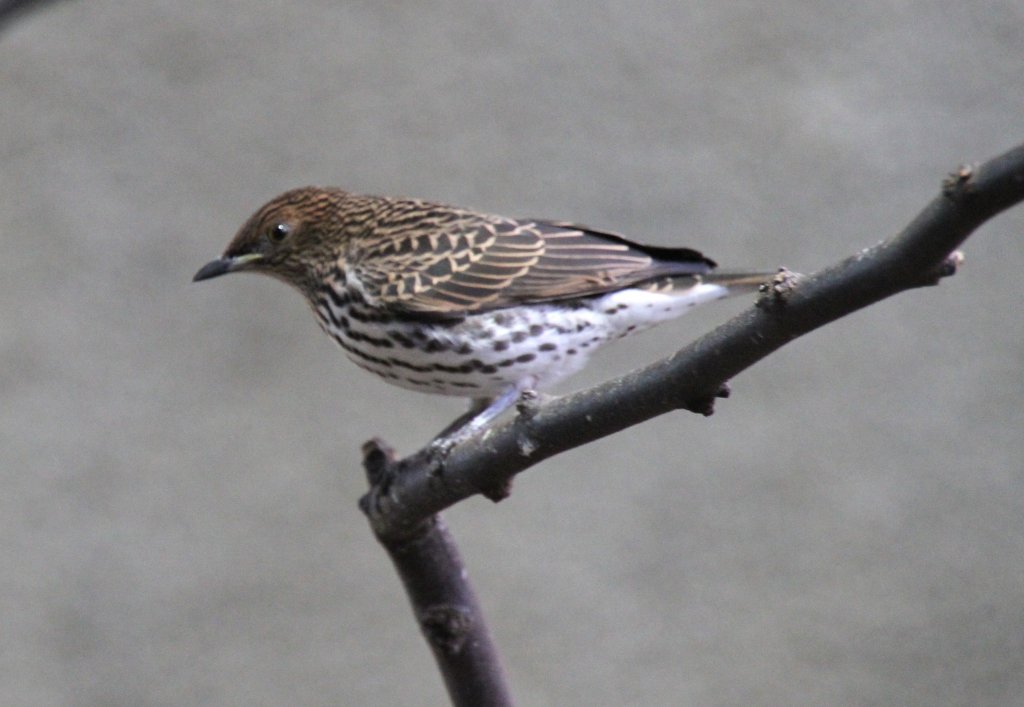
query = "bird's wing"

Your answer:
(349, 206), (715, 318)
